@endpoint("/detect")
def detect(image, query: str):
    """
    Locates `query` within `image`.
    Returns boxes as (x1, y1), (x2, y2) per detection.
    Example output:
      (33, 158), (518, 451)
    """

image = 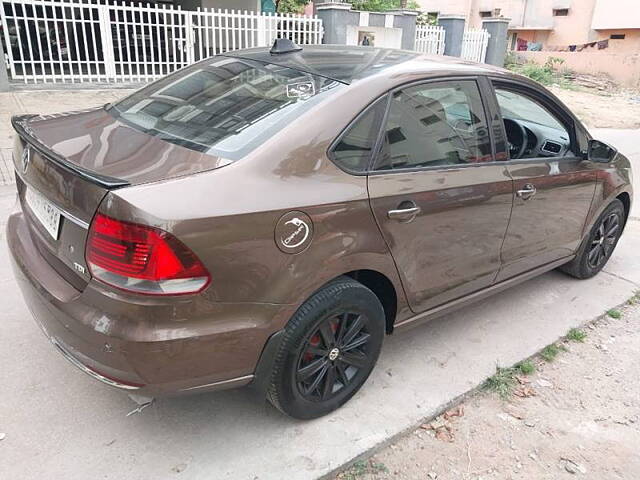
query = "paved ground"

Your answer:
(336, 301), (640, 480)
(0, 89), (135, 185)
(0, 93), (638, 479)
